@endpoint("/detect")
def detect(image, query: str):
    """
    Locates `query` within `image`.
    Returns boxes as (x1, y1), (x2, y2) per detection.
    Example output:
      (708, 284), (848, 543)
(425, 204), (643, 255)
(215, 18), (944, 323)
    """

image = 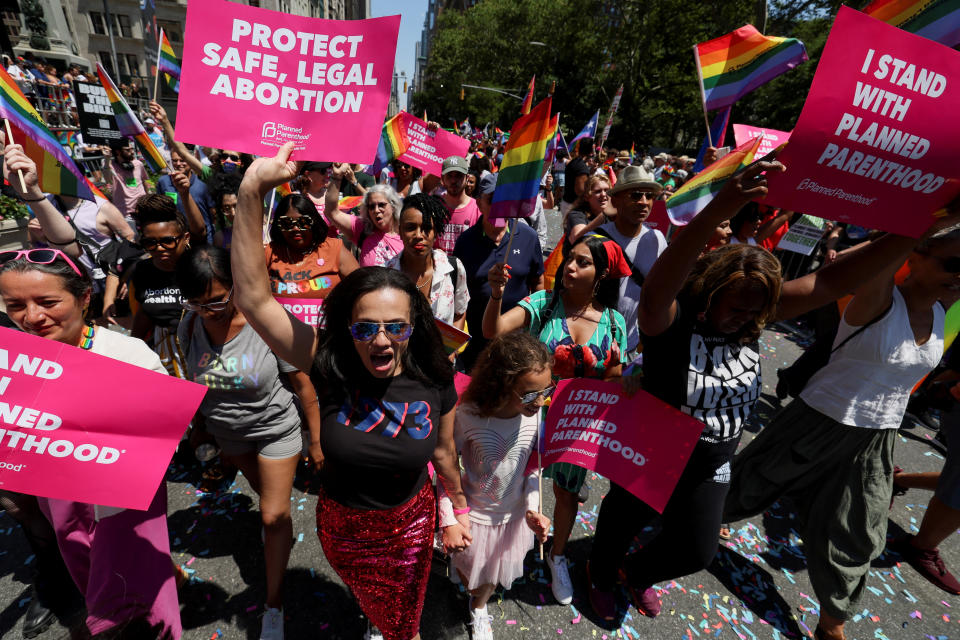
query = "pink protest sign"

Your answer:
(732, 124), (791, 157)
(0, 328), (206, 510)
(176, 0), (400, 161)
(396, 111), (470, 176)
(541, 378), (703, 512)
(276, 296), (324, 327)
(764, 6), (960, 237)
